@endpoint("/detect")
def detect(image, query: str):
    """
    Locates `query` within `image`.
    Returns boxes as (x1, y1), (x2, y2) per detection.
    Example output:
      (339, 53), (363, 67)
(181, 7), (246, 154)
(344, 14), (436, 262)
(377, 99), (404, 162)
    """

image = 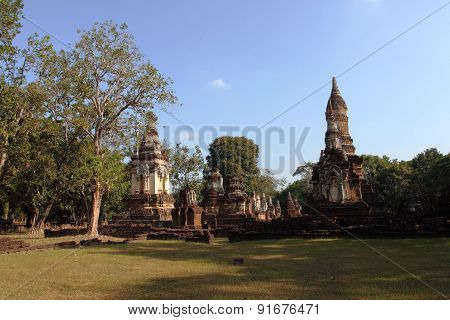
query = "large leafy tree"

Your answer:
(410, 148), (444, 213)
(429, 154), (450, 215)
(206, 136), (284, 195)
(0, 0), (53, 219)
(14, 118), (62, 230)
(206, 136), (260, 189)
(168, 144), (205, 202)
(37, 21), (177, 235)
(363, 155), (411, 215)
(0, 0), (52, 175)
(0, 0), (23, 69)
